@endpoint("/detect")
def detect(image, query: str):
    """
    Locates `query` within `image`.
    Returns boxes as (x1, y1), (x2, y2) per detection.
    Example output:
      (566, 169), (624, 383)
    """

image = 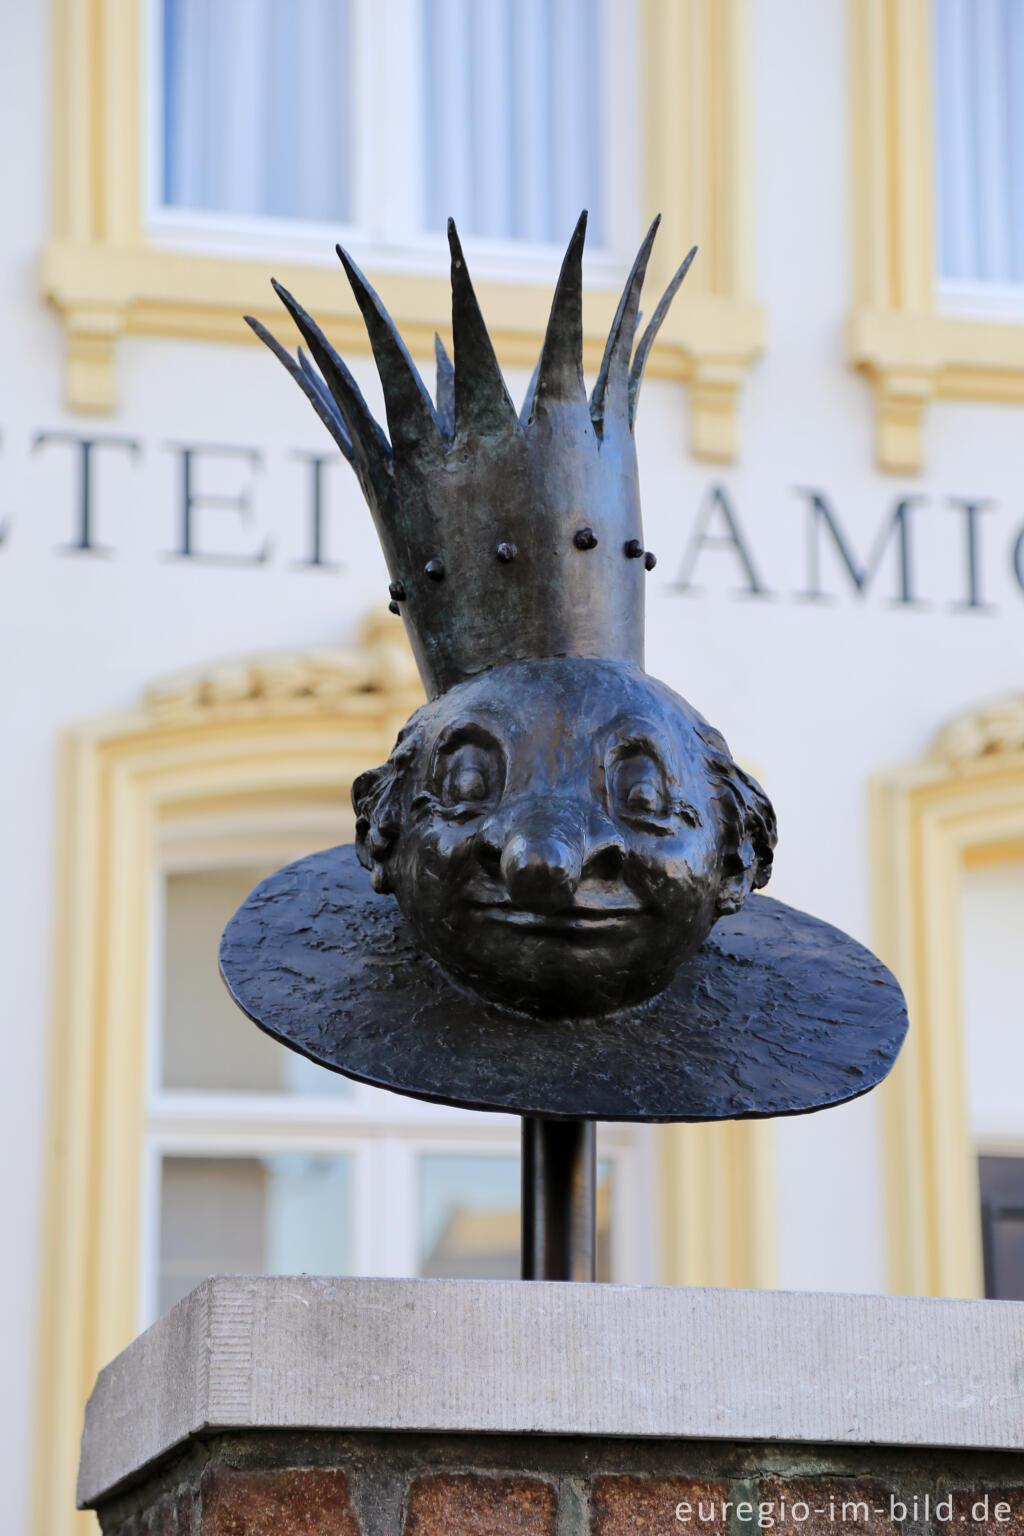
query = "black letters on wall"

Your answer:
(2, 437), (1021, 618)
